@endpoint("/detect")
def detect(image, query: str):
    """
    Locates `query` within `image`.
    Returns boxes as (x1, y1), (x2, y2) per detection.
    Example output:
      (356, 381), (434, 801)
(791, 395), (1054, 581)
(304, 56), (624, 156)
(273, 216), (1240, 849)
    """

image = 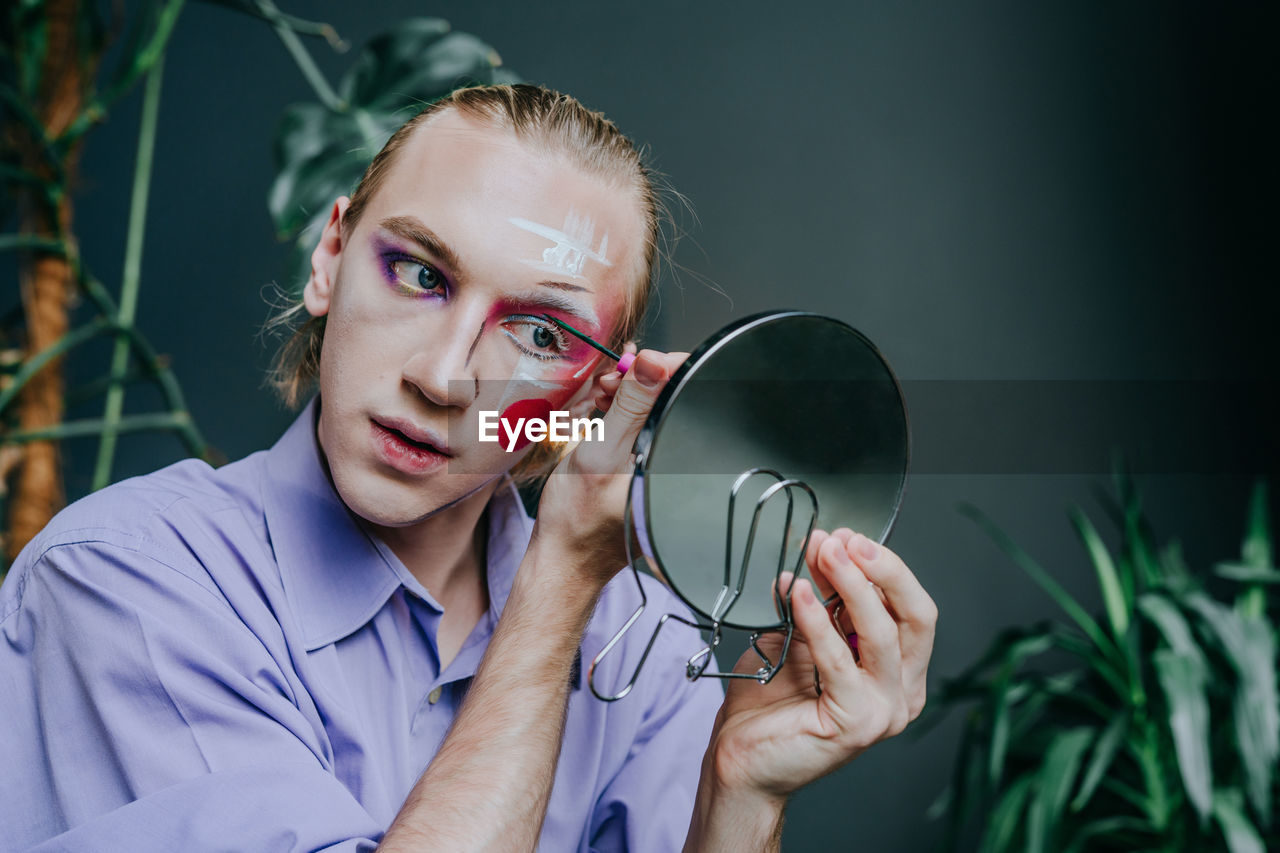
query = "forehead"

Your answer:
(363, 111), (646, 299)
